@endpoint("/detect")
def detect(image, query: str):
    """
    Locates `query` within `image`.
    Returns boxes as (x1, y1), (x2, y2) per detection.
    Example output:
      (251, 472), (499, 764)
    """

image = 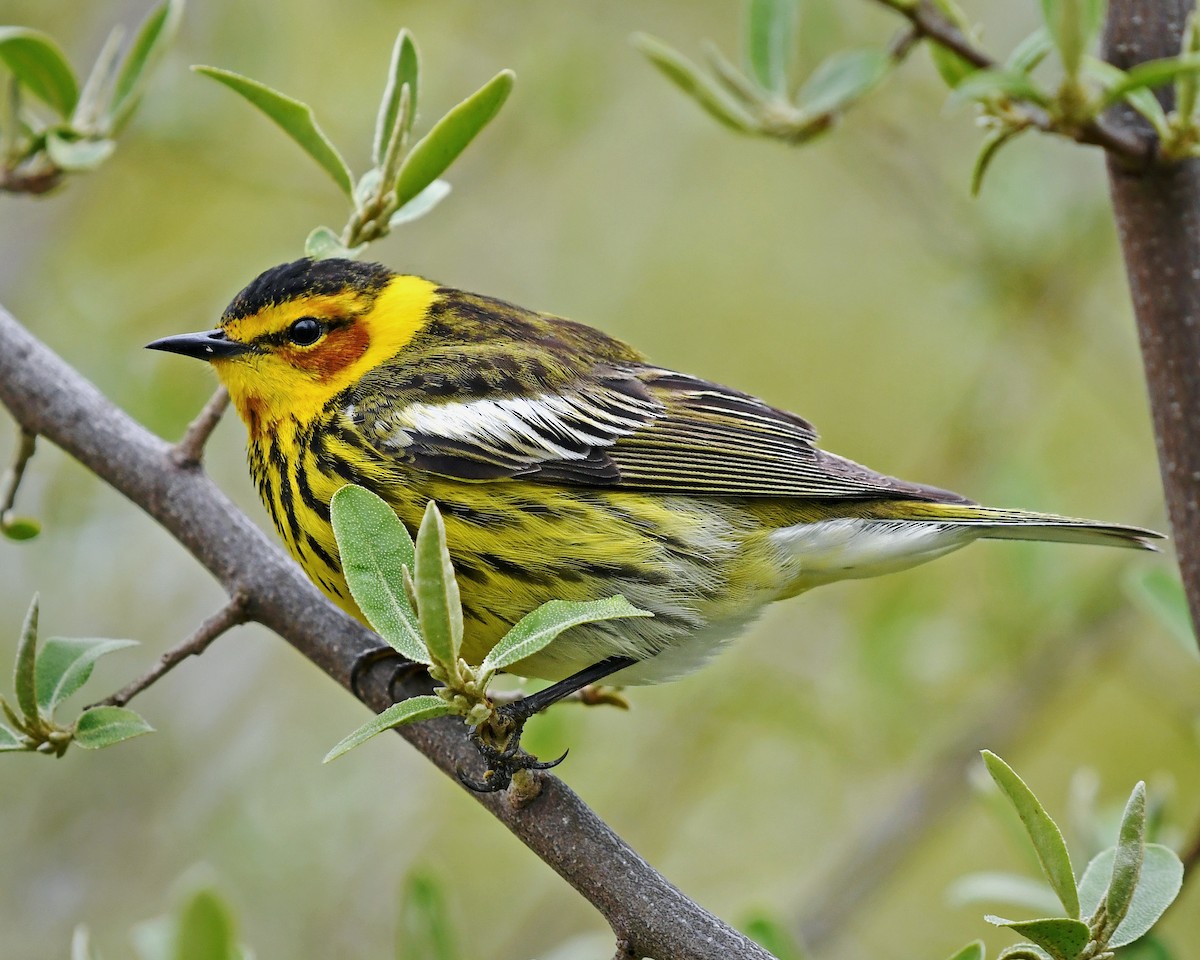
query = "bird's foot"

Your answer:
(456, 700), (568, 794)
(349, 645), (426, 702)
